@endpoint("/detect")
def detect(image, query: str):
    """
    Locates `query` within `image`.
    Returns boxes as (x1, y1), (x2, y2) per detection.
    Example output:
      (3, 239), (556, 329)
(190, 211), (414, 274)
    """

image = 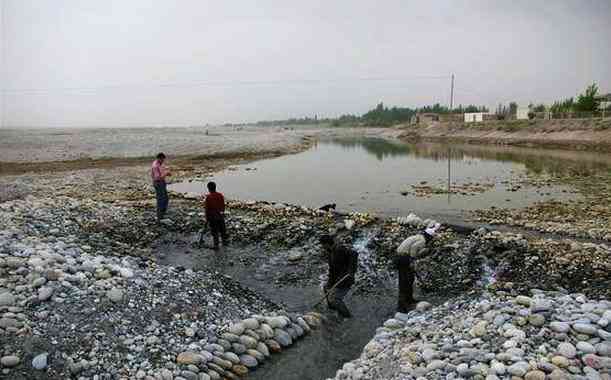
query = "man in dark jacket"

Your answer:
(320, 234), (358, 318)
(204, 181), (228, 249)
